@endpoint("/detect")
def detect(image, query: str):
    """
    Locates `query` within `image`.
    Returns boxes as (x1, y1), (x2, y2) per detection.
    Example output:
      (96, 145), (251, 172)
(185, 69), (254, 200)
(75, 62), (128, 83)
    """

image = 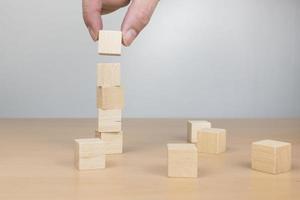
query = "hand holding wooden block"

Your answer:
(197, 128), (226, 154)
(98, 30), (122, 56)
(97, 63), (121, 87)
(187, 120), (211, 143)
(74, 138), (105, 170)
(97, 86), (124, 109)
(251, 139), (291, 174)
(167, 143), (198, 178)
